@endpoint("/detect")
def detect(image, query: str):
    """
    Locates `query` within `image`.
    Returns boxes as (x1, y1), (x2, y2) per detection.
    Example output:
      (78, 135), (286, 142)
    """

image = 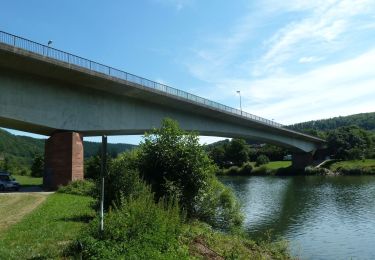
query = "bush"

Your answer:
(239, 162), (253, 175)
(255, 155), (270, 167)
(102, 150), (148, 209)
(57, 180), (96, 197)
(30, 154), (44, 177)
(195, 177), (243, 230)
(68, 187), (189, 259)
(225, 165), (241, 175)
(138, 119), (217, 219)
(251, 165), (269, 175)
